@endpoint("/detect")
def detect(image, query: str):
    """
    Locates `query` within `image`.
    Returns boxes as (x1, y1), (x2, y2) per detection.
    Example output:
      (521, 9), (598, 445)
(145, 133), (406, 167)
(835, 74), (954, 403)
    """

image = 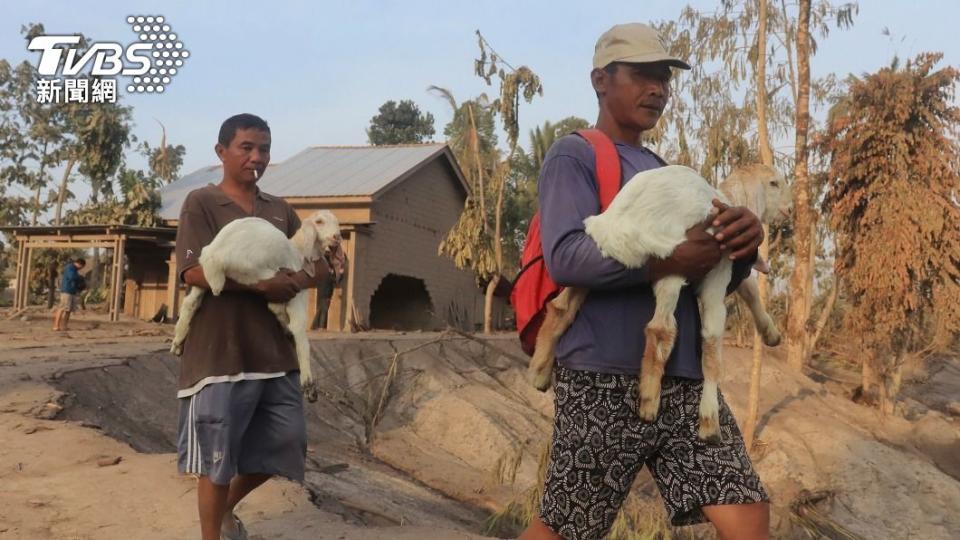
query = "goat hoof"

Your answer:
(638, 399), (659, 422)
(532, 370), (552, 392)
(698, 417), (722, 444)
(700, 432), (723, 445)
(302, 380), (319, 403)
(170, 342), (183, 356)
